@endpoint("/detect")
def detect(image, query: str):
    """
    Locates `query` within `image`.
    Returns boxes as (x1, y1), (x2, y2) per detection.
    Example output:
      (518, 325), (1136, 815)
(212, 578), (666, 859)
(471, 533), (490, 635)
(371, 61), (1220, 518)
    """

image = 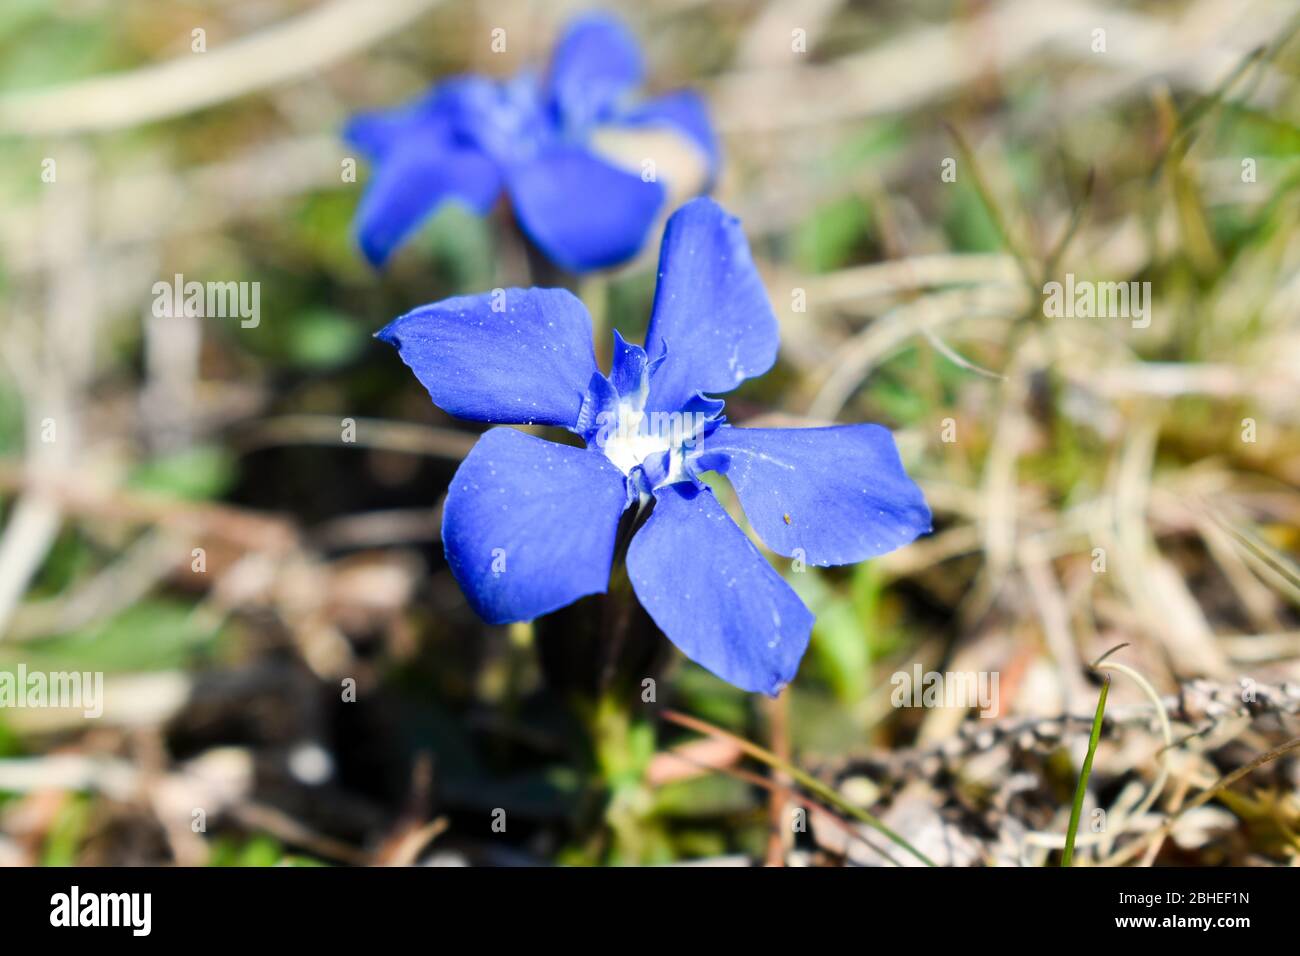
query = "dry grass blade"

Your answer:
(659, 709), (937, 867)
